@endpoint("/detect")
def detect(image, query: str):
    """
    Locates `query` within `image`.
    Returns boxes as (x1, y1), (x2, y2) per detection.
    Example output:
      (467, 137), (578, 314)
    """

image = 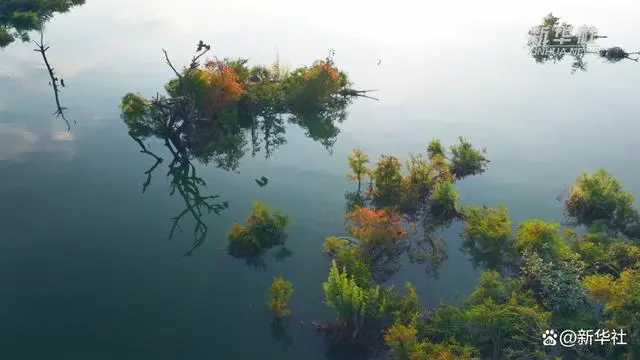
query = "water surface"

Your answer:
(1, 1), (639, 359)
